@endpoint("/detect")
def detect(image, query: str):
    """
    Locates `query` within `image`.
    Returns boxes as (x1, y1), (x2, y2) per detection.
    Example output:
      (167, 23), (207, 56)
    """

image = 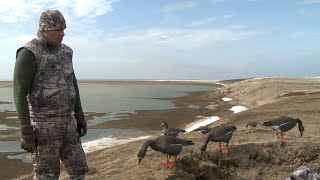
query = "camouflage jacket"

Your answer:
(22, 37), (76, 117)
